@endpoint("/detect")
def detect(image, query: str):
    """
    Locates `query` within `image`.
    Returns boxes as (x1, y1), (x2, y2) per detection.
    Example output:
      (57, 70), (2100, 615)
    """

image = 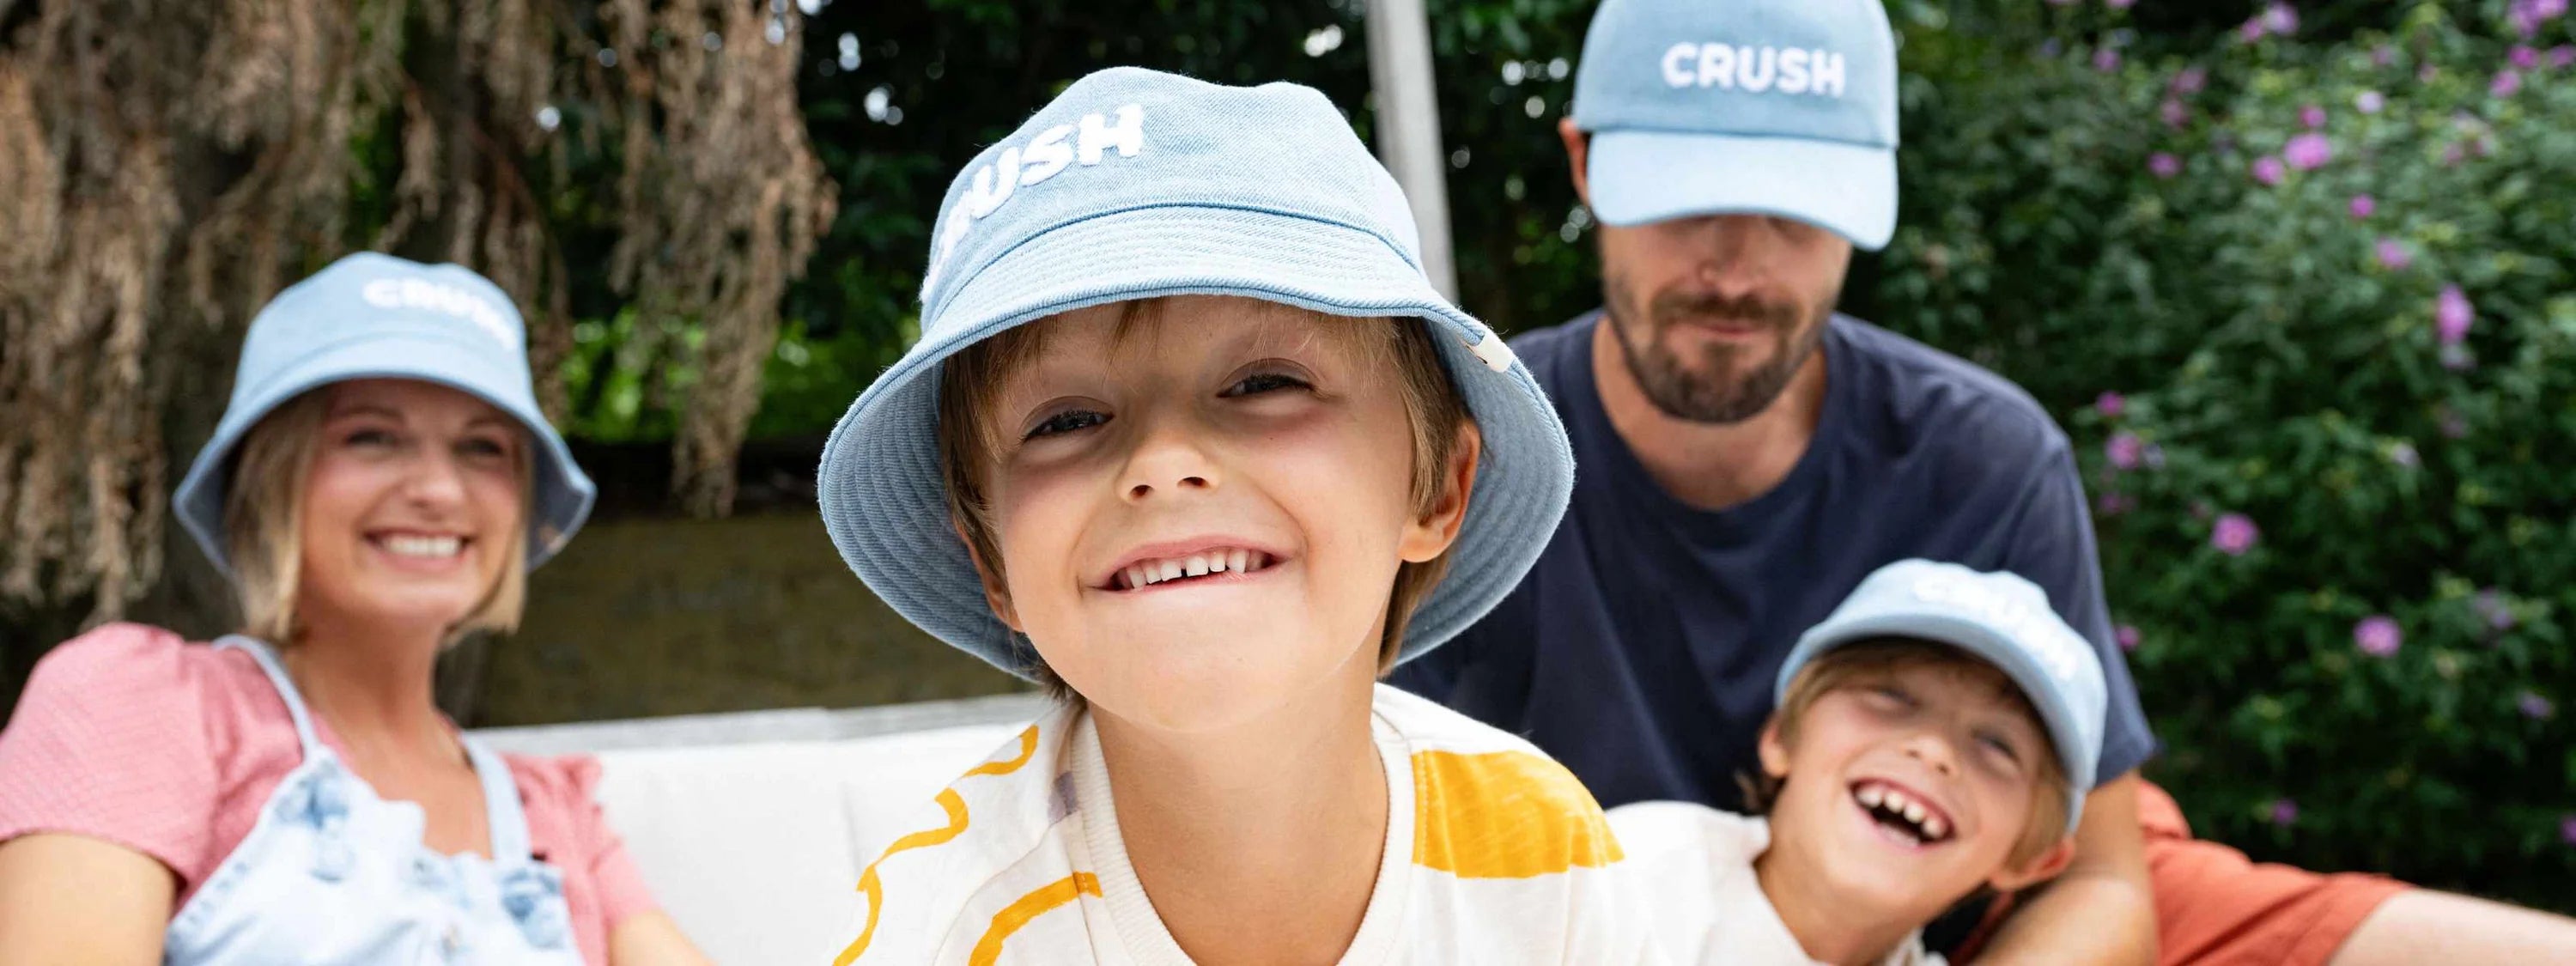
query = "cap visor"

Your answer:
(174, 331), (594, 573)
(820, 207), (1572, 677)
(1587, 130), (1895, 251)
